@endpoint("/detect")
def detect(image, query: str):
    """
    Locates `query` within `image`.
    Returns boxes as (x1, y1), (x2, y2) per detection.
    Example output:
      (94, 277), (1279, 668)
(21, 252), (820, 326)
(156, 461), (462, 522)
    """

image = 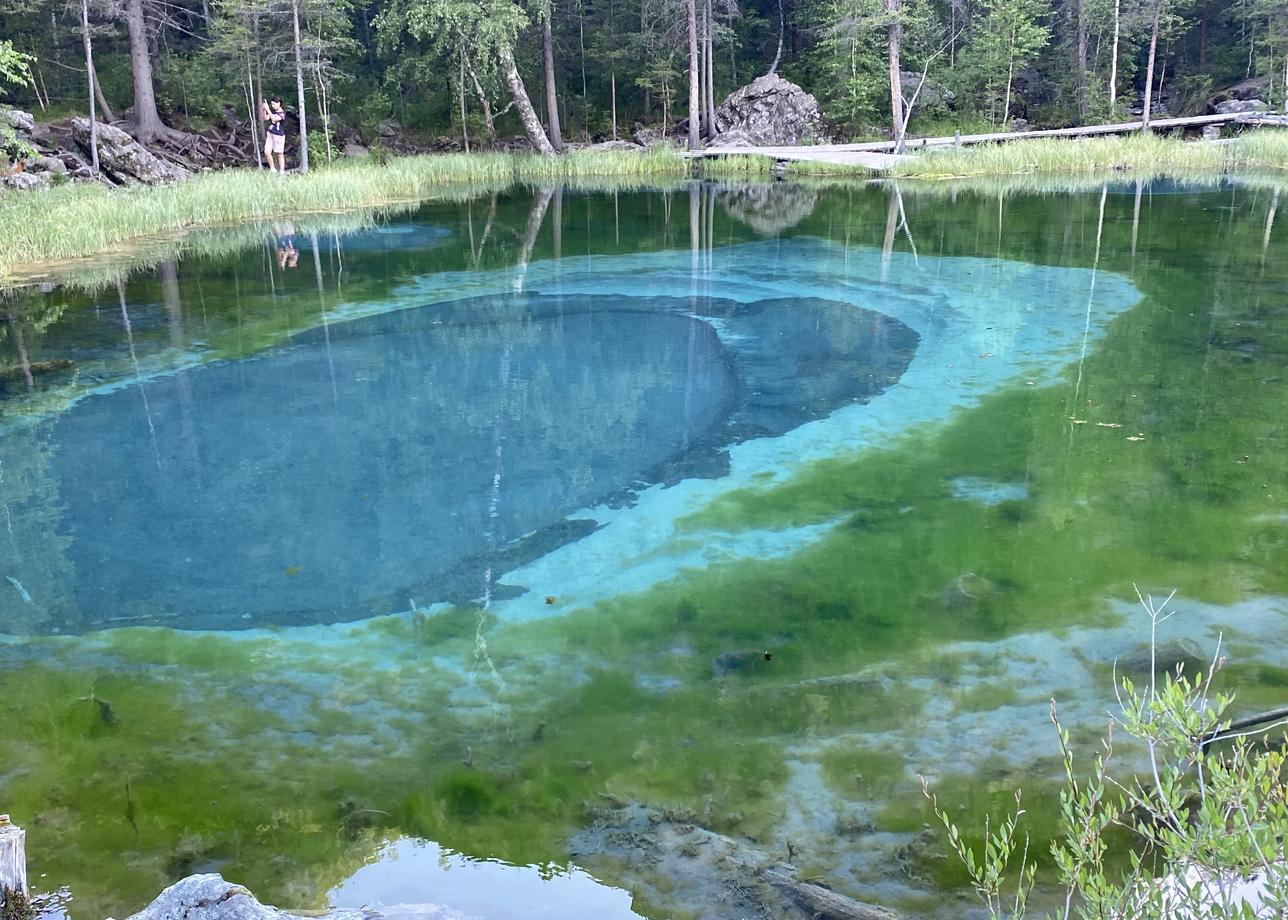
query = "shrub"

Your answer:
(924, 588), (1288, 919)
